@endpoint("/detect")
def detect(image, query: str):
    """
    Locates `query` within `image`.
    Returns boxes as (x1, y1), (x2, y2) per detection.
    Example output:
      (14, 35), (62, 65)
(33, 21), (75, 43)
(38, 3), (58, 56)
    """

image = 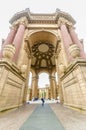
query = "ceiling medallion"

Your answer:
(38, 44), (49, 52)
